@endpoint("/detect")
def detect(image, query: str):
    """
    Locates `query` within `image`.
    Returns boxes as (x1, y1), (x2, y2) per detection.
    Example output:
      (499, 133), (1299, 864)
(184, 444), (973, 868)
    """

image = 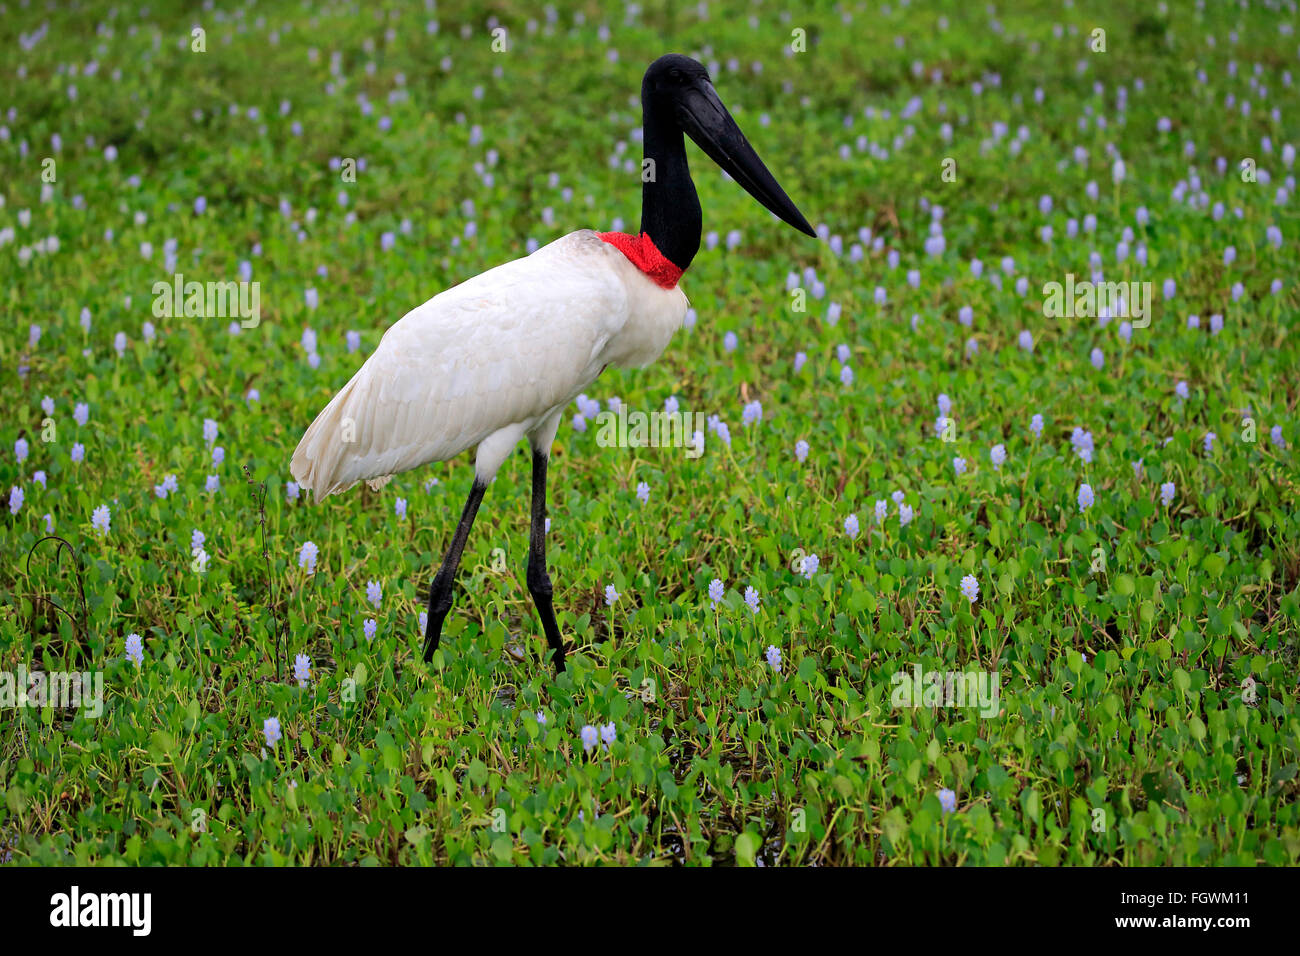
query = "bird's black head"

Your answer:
(640, 53), (815, 239)
(642, 53), (712, 102)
